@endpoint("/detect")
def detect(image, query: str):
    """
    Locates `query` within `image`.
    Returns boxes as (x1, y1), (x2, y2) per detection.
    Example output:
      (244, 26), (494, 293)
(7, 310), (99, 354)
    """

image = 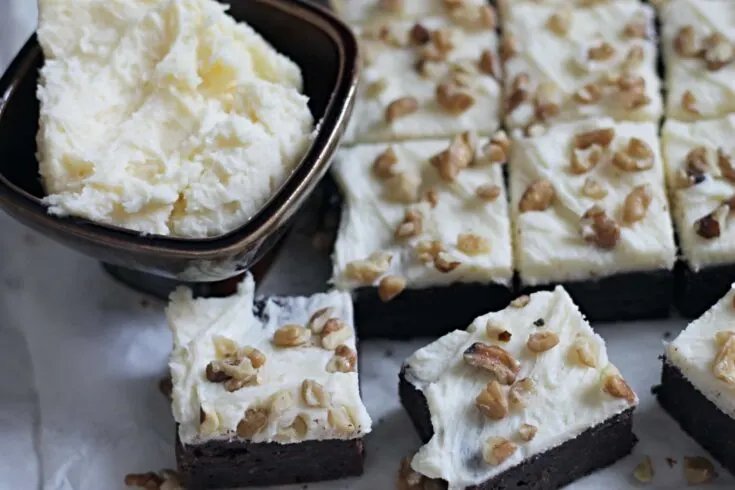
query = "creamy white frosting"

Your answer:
(662, 117), (735, 271)
(168, 274), (372, 445)
(510, 118), (677, 285)
(502, 2), (662, 129)
(36, 0), (313, 237)
(667, 284), (735, 418)
(405, 286), (637, 490)
(330, 0), (488, 25)
(331, 139), (513, 290)
(661, 0), (735, 121)
(344, 16), (502, 144)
